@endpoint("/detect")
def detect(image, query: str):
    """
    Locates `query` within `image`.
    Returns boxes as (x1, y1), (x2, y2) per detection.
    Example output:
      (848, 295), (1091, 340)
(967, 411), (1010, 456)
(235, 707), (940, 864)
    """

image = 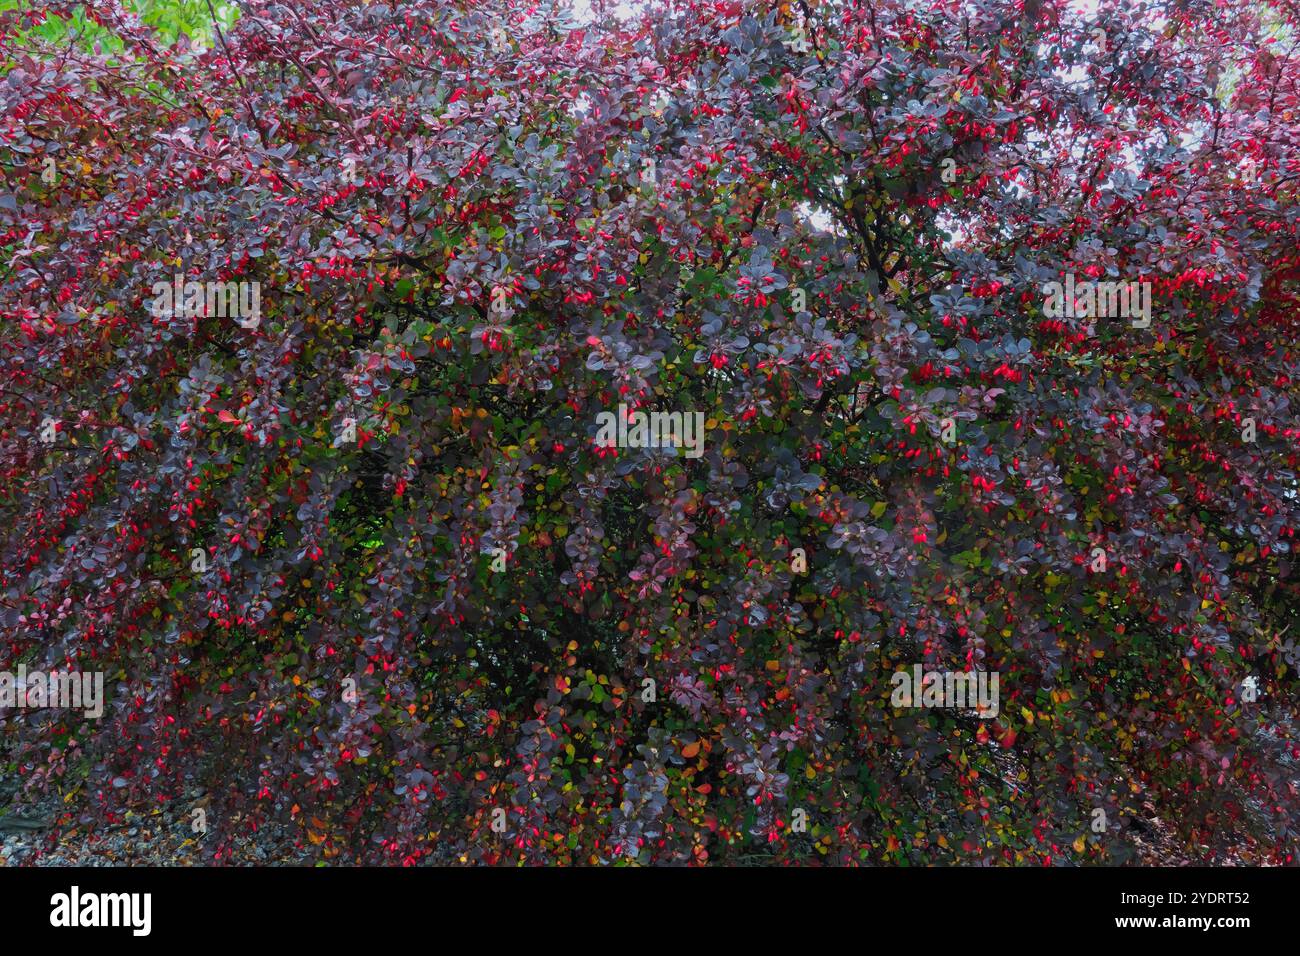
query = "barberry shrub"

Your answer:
(2, 0), (1299, 865)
